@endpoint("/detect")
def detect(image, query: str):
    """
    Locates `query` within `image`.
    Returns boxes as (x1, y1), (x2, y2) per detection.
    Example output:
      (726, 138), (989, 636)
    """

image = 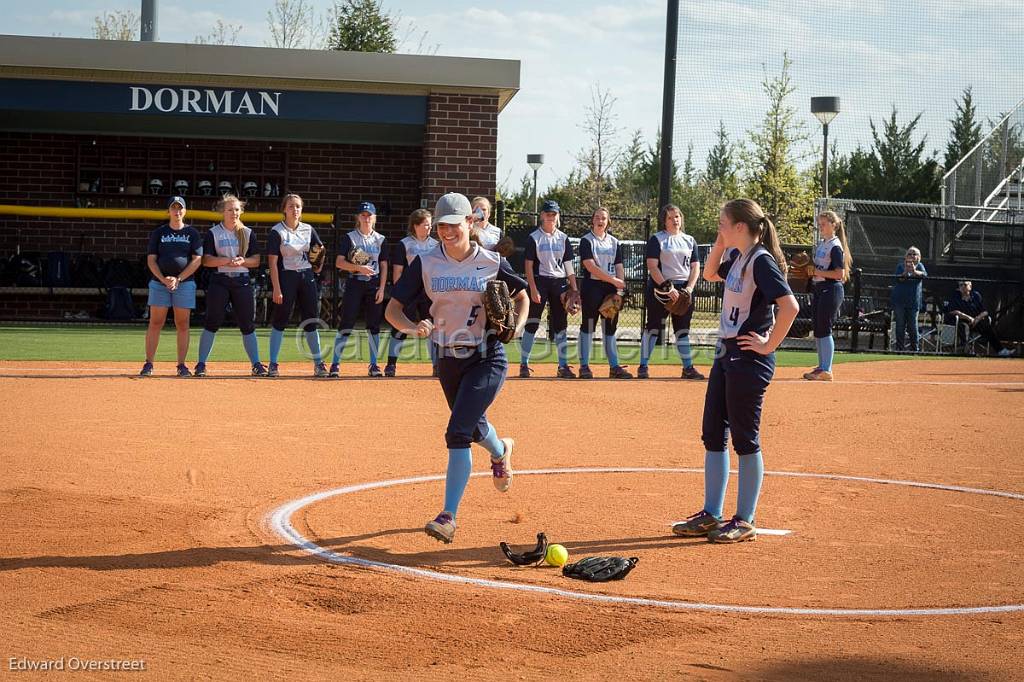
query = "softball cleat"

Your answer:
(424, 511), (456, 544)
(328, 363), (340, 378)
(267, 362), (280, 378)
(367, 364), (383, 378)
(139, 362), (154, 377)
(672, 510), (723, 537)
(681, 366), (706, 380)
(578, 365), (594, 379)
(556, 364), (577, 379)
(636, 365), (650, 379)
(707, 517), (757, 544)
(251, 362), (269, 377)
(176, 363), (192, 378)
(491, 438), (514, 493)
(193, 362), (207, 377)
(313, 362), (330, 378)
(806, 369), (833, 382)
(609, 365), (633, 379)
